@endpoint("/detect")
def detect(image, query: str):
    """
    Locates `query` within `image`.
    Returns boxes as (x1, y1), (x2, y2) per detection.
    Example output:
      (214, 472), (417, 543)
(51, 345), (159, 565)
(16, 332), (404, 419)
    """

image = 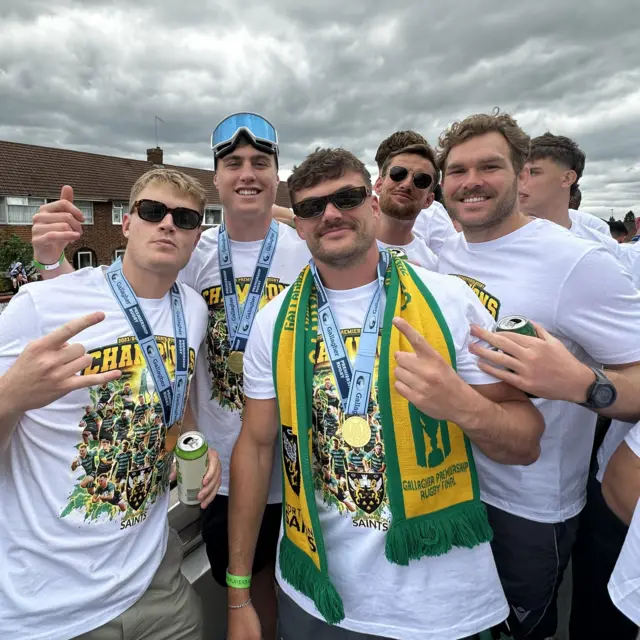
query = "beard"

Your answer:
(446, 178), (518, 233)
(307, 219), (376, 268)
(379, 189), (422, 221)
